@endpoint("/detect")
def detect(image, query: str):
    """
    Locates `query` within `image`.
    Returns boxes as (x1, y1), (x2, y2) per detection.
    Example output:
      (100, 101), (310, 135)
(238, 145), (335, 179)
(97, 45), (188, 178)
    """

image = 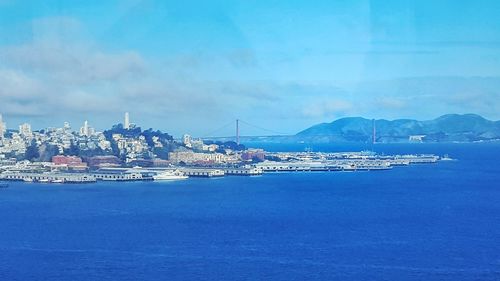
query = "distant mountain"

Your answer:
(296, 114), (500, 143)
